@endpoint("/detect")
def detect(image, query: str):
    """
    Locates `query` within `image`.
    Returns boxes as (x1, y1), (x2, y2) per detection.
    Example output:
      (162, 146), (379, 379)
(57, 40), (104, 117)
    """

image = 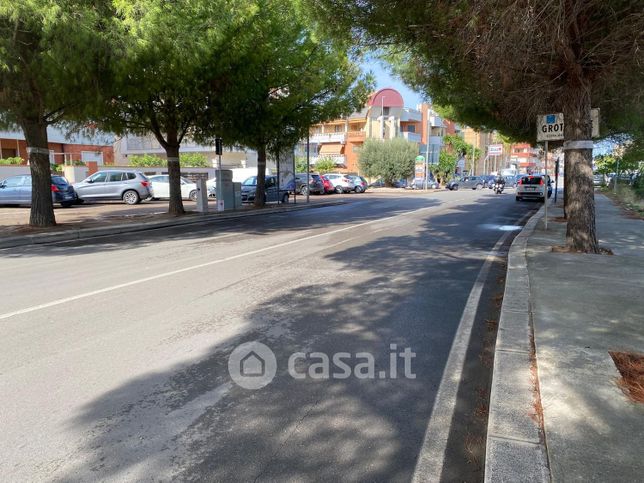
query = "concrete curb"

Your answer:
(0, 200), (346, 249)
(485, 204), (551, 482)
